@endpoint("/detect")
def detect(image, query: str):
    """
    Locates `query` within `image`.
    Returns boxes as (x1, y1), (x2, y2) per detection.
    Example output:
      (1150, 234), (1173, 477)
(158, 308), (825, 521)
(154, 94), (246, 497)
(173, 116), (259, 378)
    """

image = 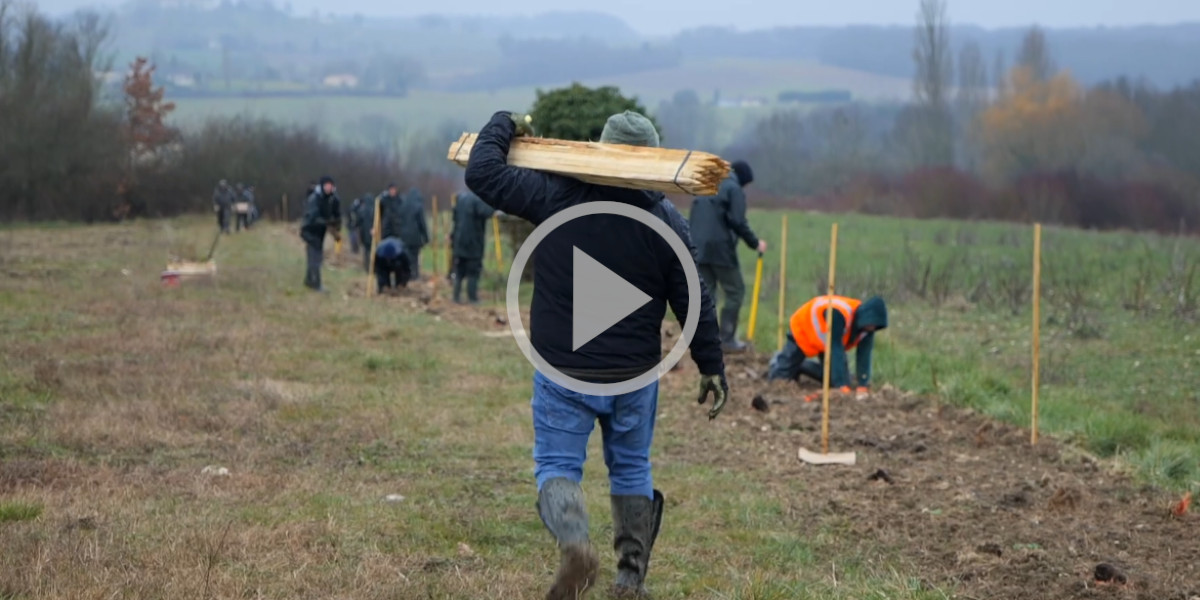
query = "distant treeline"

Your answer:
(0, 2), (398, 222)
